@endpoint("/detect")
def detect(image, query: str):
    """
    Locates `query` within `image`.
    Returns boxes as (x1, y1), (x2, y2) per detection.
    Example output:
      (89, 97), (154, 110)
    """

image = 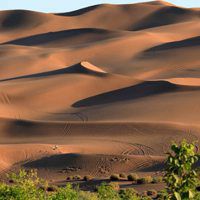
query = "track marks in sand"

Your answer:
(63, 123), (72, 136)
(72, 112), (89, 122)
(62, 112), (88, 135)
(121, 143), (155, 156)
(0, 92), (11, 105)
